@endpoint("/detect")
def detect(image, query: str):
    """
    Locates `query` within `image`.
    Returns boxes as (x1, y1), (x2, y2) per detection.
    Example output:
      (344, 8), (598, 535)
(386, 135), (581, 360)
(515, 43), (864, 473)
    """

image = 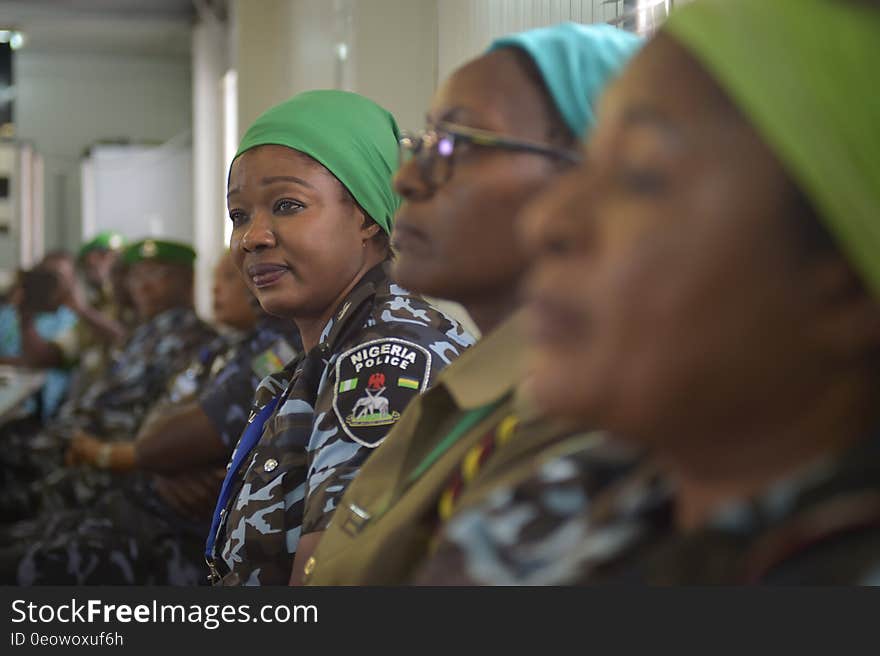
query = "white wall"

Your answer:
(349, 0), (438, 133)
(234, 0), (437, 137)
(13, 50), (192, 252)
(233, 0), (646, 141)
(438, 0), (629, 82)
(81, 143), (193, 245)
